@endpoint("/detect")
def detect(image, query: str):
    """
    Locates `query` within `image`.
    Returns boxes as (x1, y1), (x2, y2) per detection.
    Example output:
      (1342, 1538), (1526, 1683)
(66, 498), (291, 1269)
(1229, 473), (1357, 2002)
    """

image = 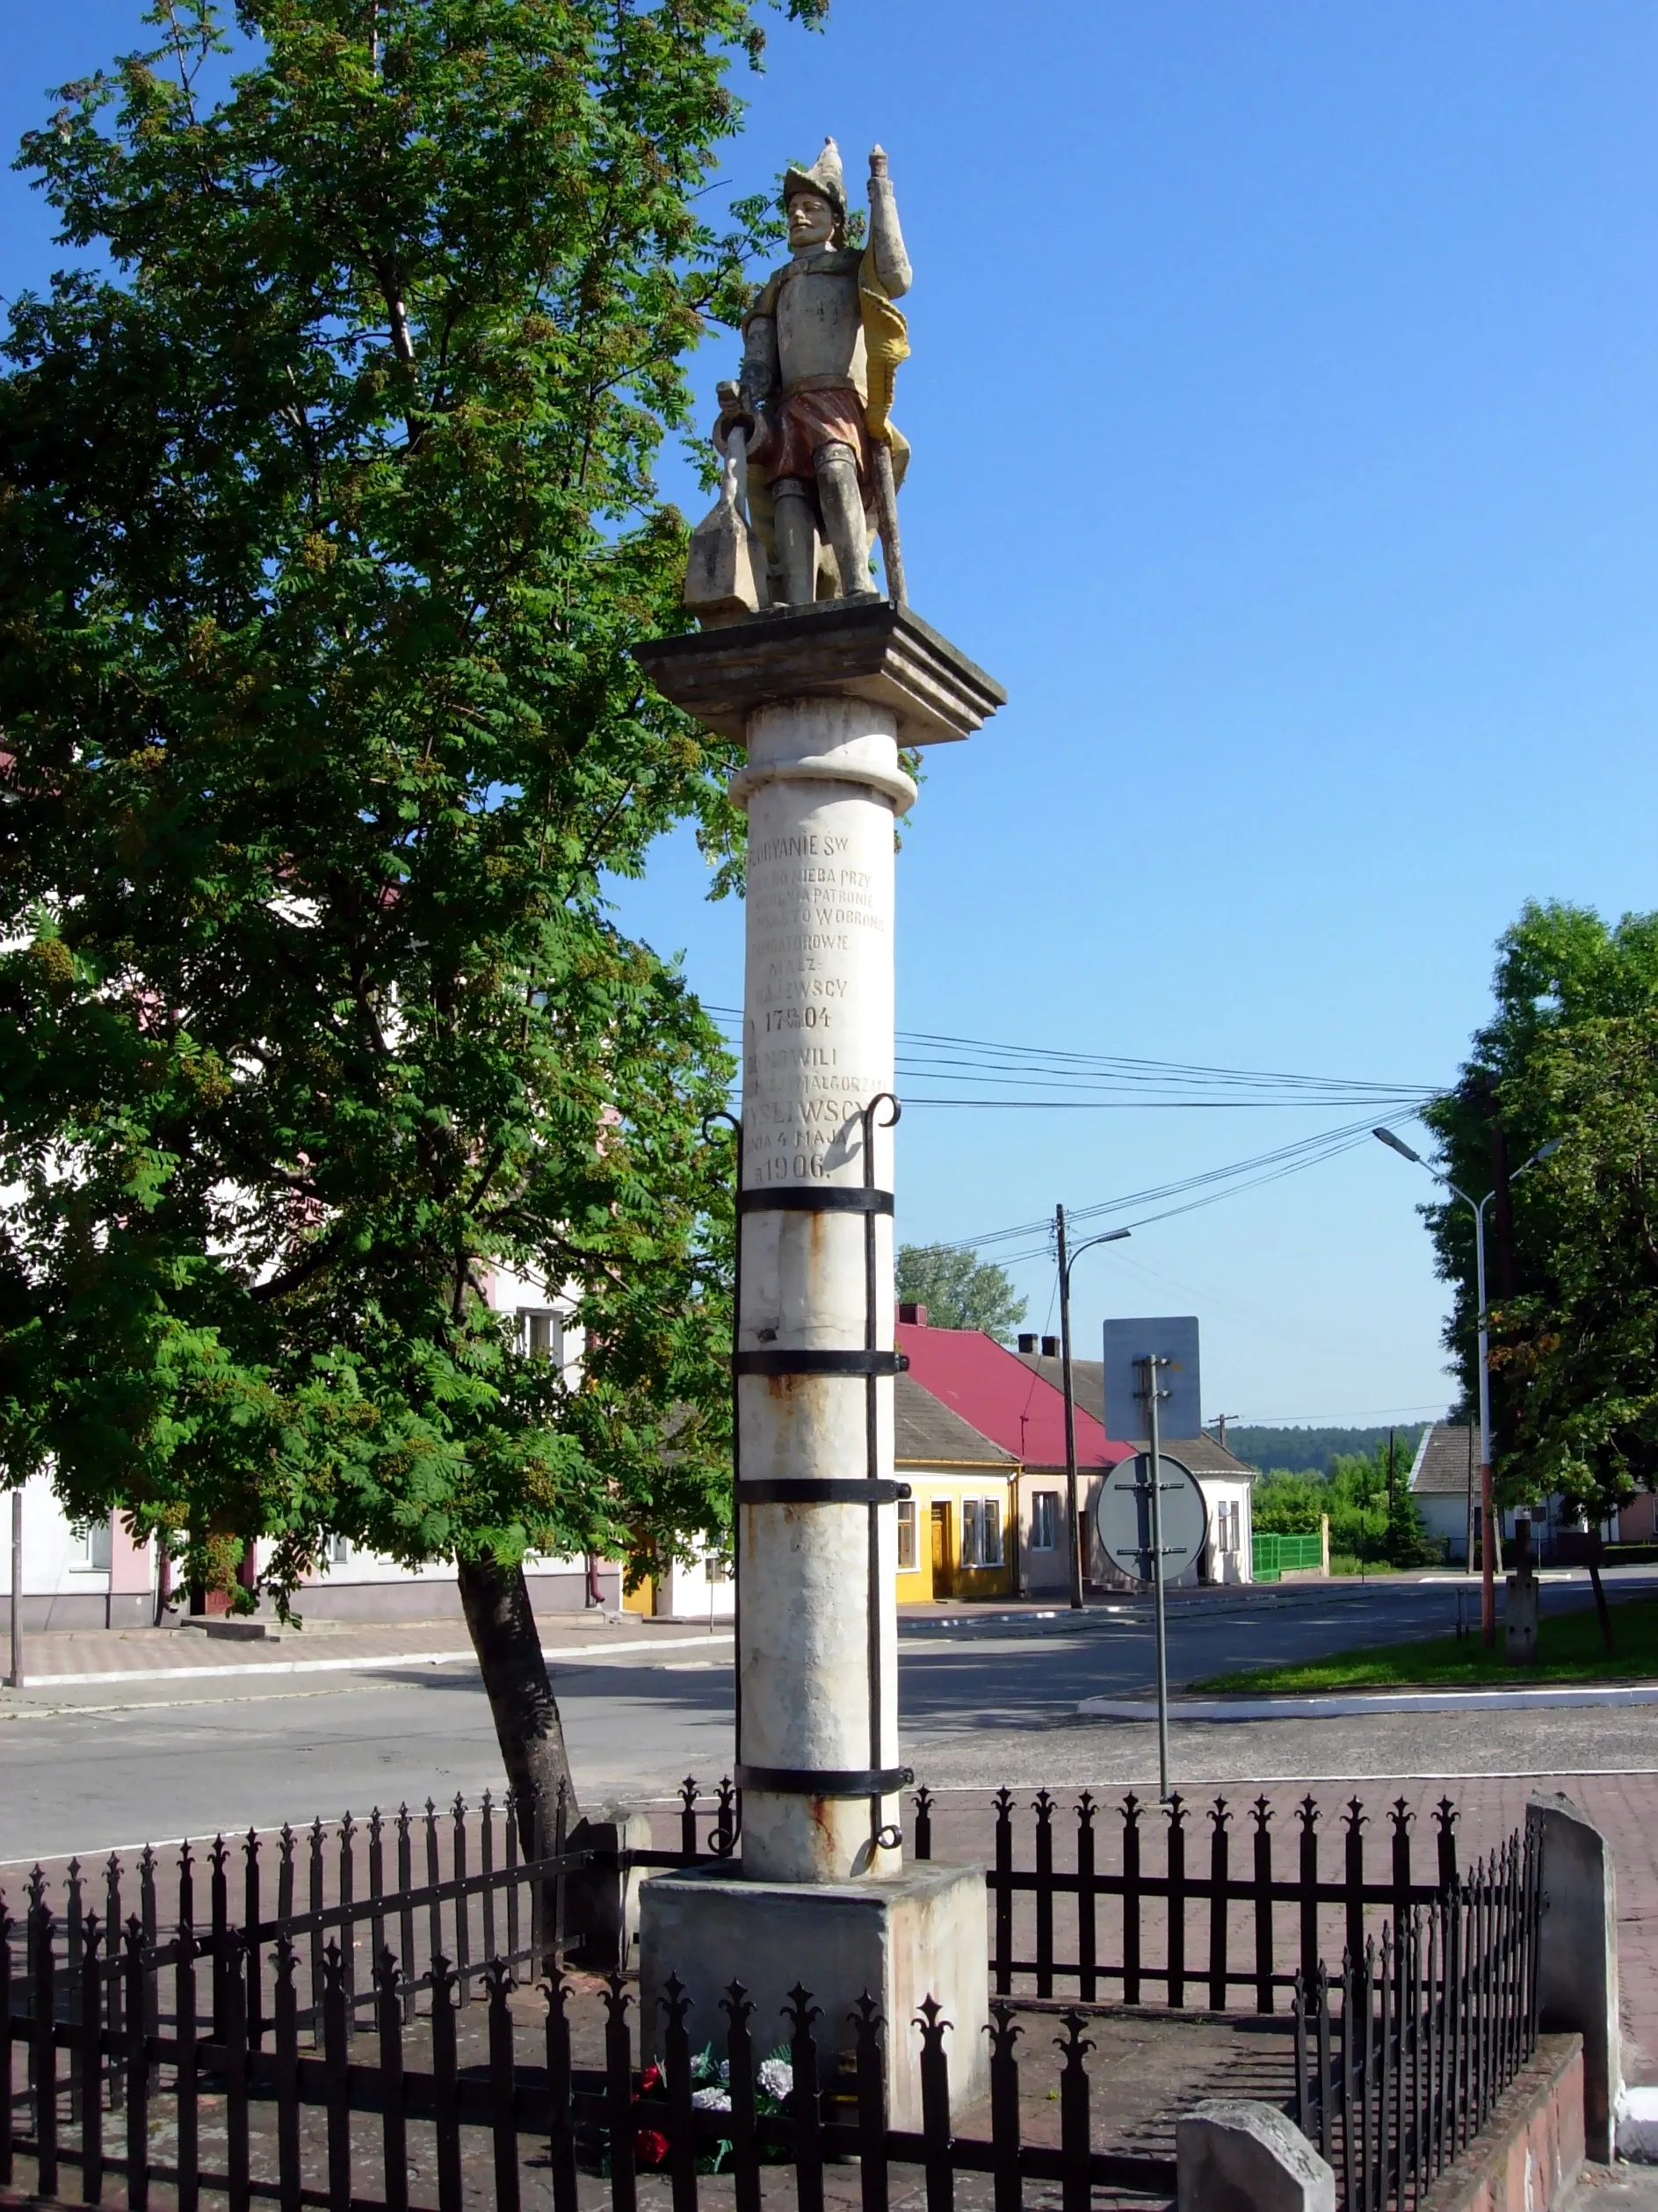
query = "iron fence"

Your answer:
(912, 1785), (1461, 2010)
(3, 1779), (1543, 2212)
(1291, 1827), (1542, 2212)
(2, 1934), (1177, 2212)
